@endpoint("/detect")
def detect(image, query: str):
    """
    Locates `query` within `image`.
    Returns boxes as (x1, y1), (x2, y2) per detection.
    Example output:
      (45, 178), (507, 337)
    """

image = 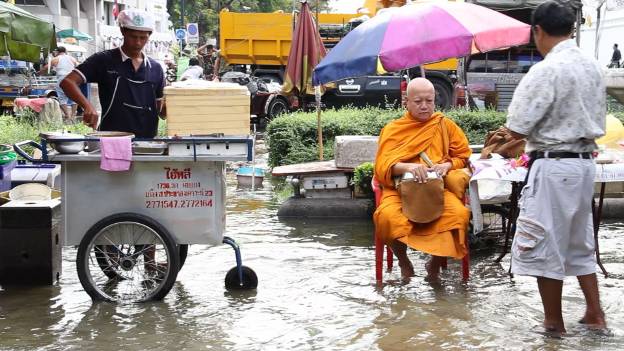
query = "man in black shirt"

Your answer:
(610, 43), (621, 68)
